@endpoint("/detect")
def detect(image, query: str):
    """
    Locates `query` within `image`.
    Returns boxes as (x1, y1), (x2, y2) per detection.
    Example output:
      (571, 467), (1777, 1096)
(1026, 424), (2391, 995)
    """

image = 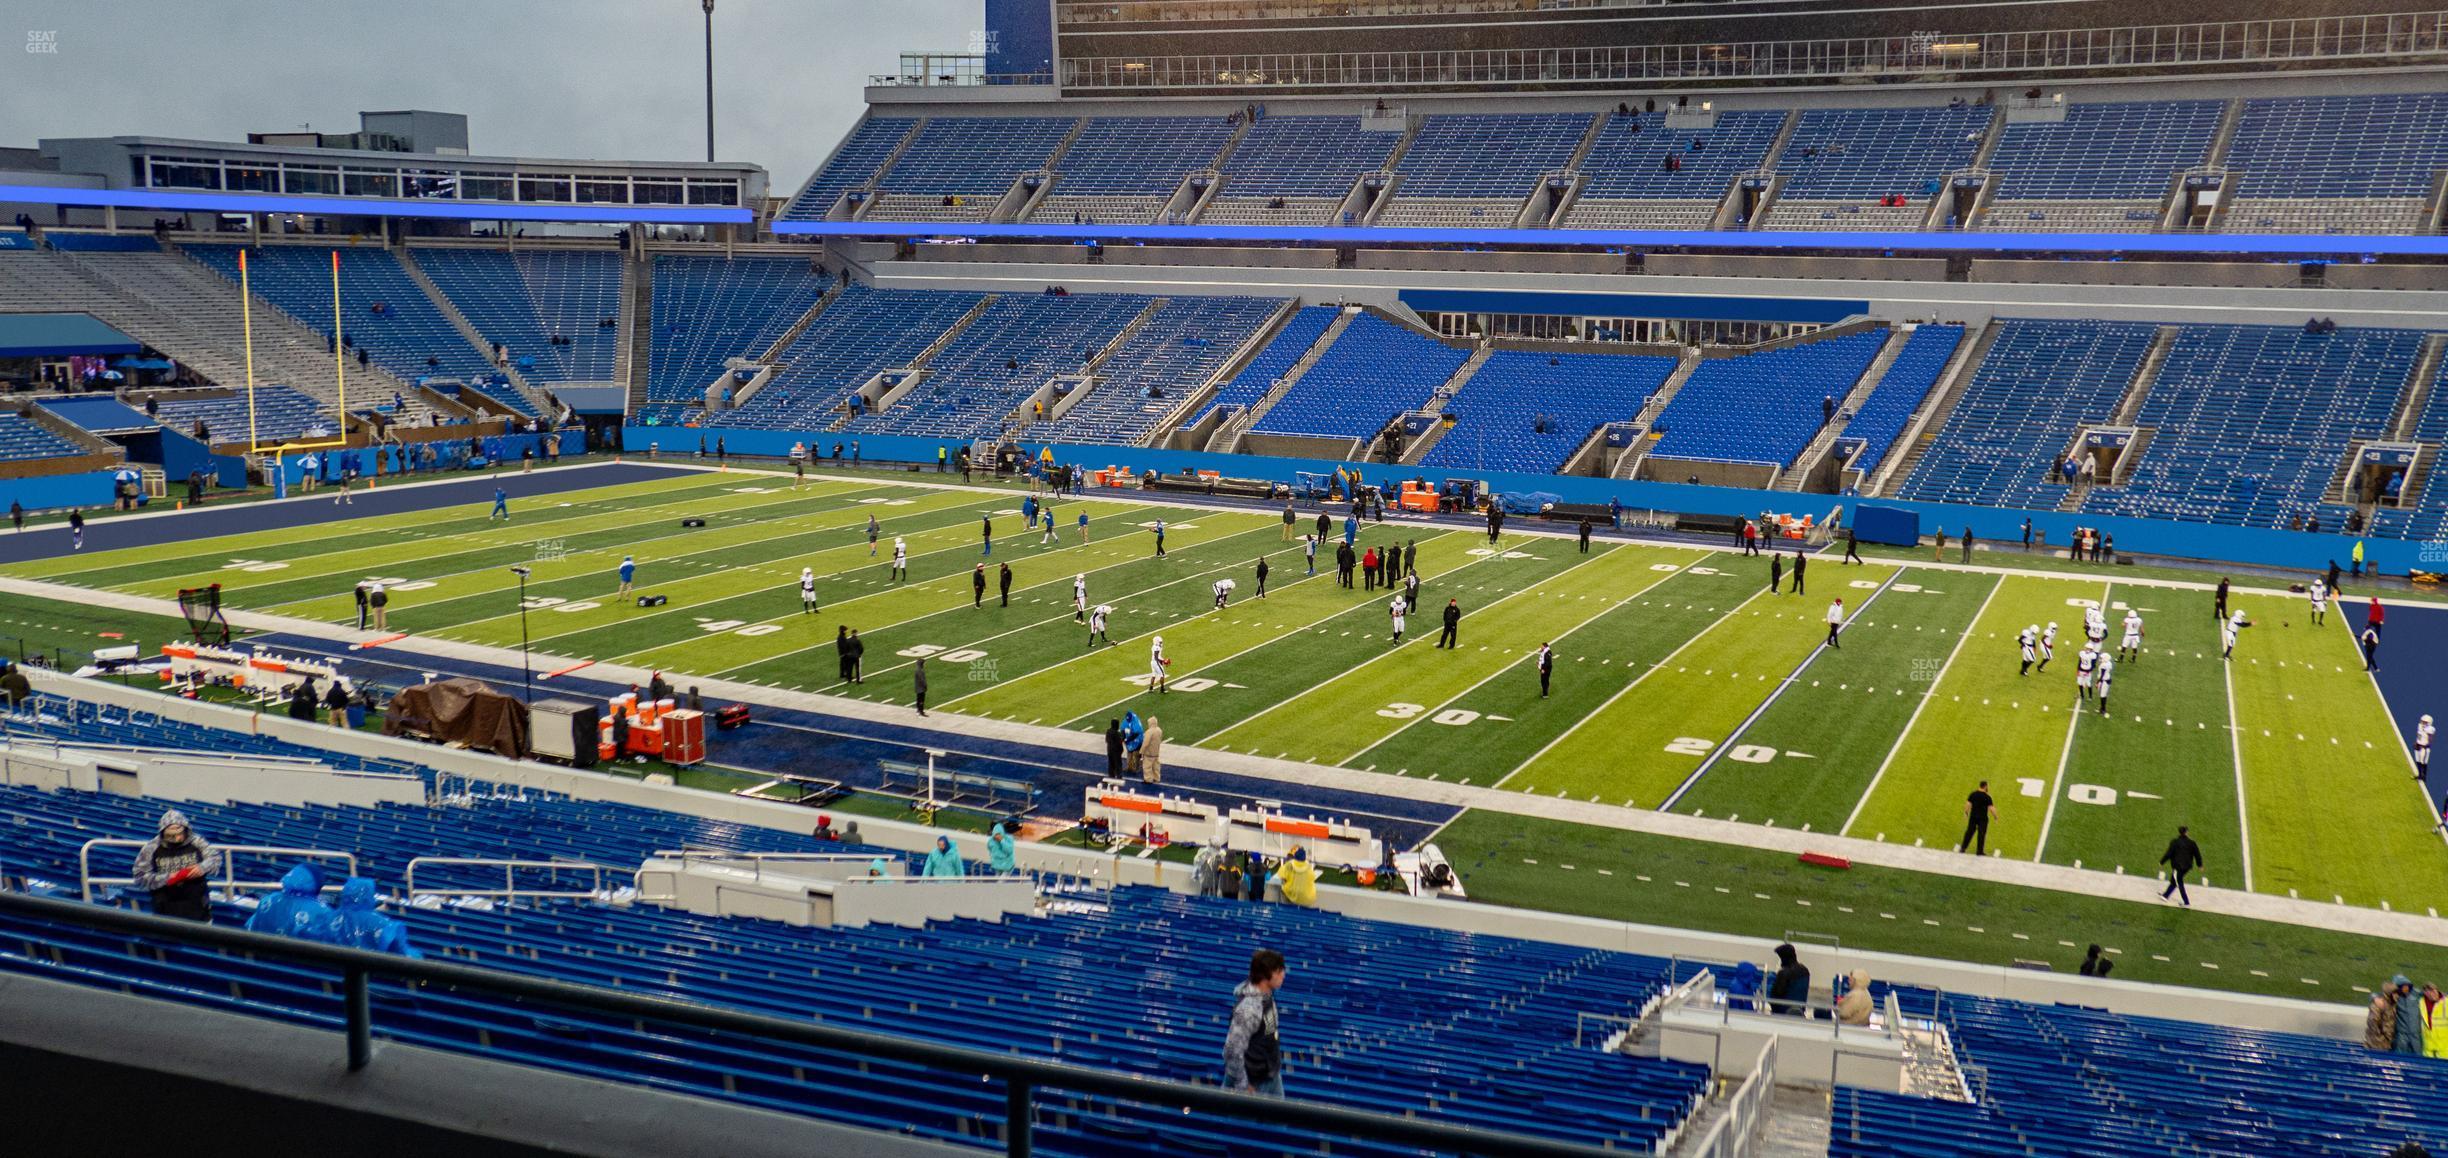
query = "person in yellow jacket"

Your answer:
(1274, 846), (1318, 907)
(2427, 983), (2448, 1058)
